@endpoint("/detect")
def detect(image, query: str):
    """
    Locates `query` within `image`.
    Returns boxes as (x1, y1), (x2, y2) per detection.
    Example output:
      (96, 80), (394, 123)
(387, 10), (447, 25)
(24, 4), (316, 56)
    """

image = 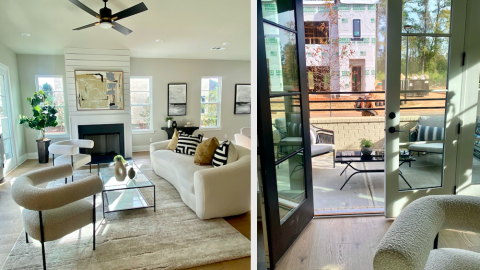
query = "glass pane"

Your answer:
(130, 92), (150, 105)
(262, 0), (296, 30)
(44, 91), (64, 106)
(0, 93), (6, 118)
(37, 77), (63, 92)
(402, 0), (451, 34)
(3, 138), (12, 160)
(402, 36), (450, 90)
(46, 107), (65, 134)
(276, 152), (306, 222)
(398, 144), (443, 191)
(201, 104), (218, 127)
(130, 78), (150, 92)
(472, 88), (480, 185)
(271, 95), (303, 162)
(0, 117), (10, 139)
(132, 118), (150, 130)
(264, 23), (299, 94)
(132, 105), (150, 119)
